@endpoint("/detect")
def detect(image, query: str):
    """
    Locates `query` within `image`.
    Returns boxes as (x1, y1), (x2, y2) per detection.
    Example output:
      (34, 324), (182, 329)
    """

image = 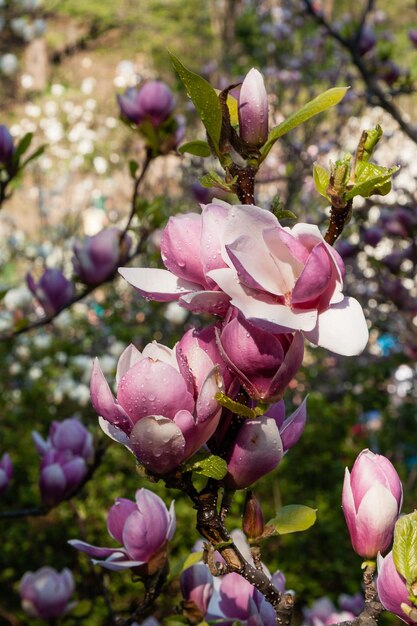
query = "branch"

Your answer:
(302, 0), (417, 144)
(328, 563), (384, 626)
